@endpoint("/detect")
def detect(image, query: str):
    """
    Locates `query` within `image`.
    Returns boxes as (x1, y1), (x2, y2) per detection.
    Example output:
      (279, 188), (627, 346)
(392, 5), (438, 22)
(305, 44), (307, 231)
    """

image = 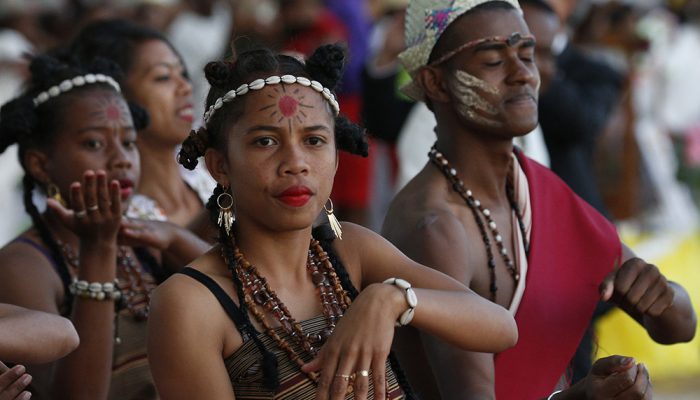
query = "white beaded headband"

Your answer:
(33, 73), (121, 107)
(203, 75), (340, 125)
